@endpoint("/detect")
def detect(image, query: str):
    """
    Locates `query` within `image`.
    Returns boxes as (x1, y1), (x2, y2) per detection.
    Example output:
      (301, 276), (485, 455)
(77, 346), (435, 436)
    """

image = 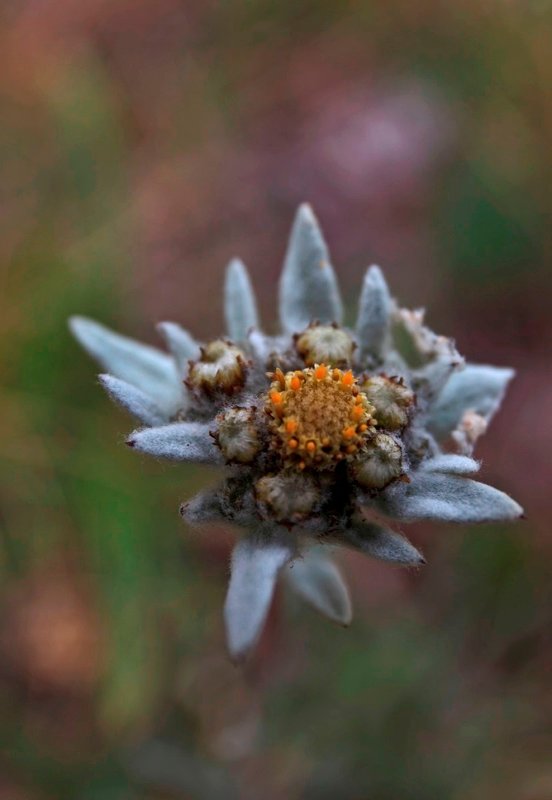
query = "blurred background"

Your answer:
(1, 1), (551, 798)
